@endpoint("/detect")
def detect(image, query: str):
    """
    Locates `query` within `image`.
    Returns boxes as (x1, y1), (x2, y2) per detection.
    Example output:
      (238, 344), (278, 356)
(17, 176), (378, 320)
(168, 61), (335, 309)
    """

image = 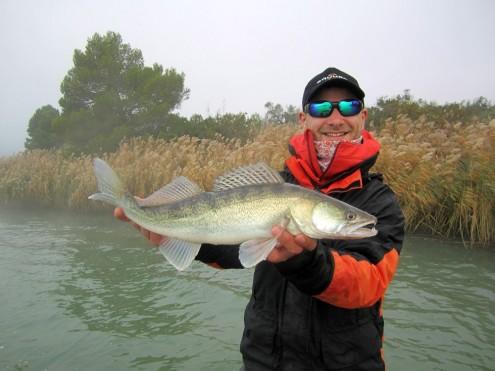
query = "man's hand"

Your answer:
(114, 207), (166, 246)
(267, 226), (317, 263)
